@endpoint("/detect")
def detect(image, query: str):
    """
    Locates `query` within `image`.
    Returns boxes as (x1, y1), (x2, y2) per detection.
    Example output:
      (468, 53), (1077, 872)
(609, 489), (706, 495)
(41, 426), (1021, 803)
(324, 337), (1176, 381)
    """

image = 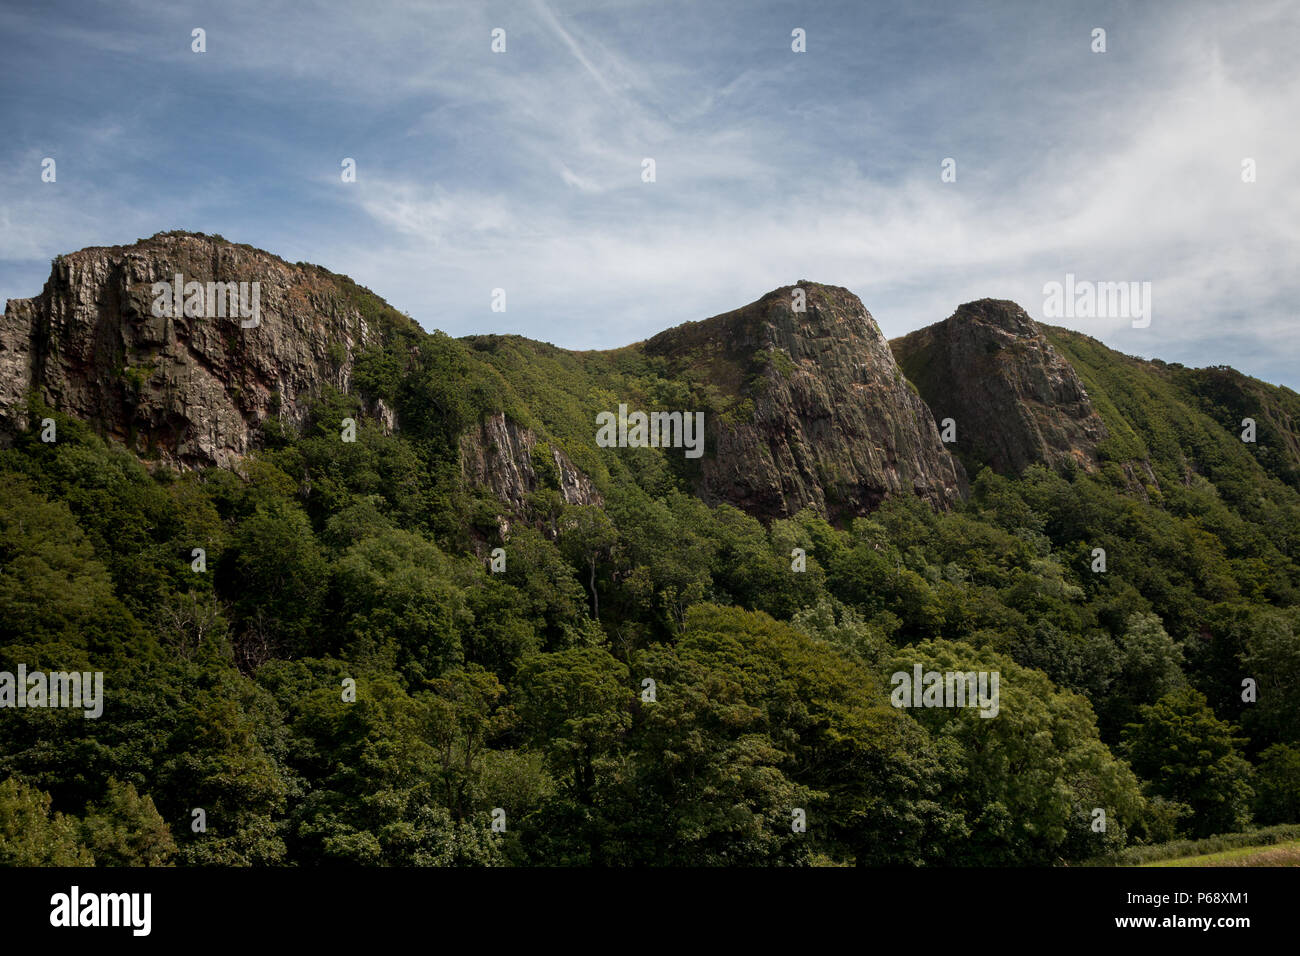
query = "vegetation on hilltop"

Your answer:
(2, 311), (1299, 866)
